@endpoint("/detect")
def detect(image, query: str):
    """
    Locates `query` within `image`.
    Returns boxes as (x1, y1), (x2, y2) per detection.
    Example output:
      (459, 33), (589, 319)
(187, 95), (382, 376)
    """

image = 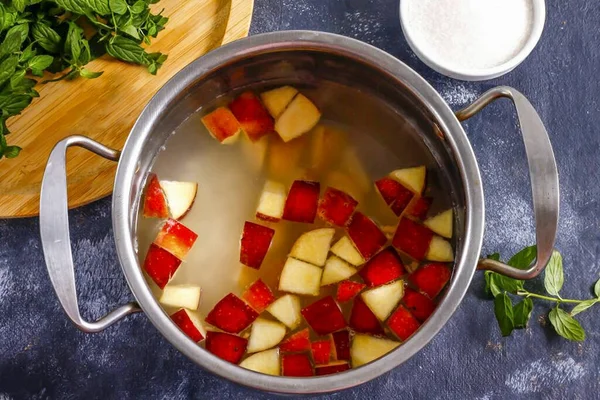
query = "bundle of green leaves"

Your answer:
(0, 0), (169, 159)
(485, 246), (600, 341)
